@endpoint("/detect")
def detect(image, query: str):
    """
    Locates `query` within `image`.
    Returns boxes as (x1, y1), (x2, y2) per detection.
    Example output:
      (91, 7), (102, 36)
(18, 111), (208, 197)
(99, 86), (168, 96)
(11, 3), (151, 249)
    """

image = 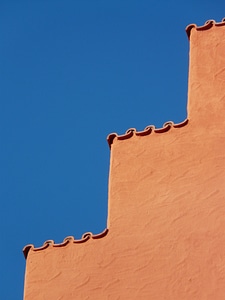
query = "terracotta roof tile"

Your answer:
(23, 228), (109, 259)
(186, 17), (225, 39)
(107, 119), (189, 148)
